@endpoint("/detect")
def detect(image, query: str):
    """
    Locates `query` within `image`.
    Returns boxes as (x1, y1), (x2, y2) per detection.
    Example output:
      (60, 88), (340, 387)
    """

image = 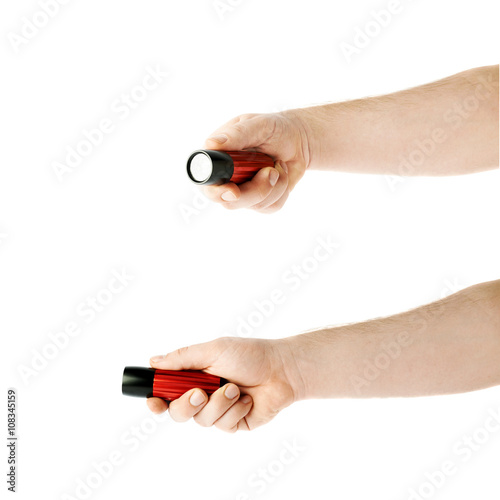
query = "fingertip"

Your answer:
(269, 168), (279, 187)
(277, 161), (288, 175)
(147, 397), (168, 414)
(249, 165), (271, 182)
(189, 389), (207, 407)
(149, 355), (165, 366)
(204, 134), (228, 149)
(168, 389), (208, 423)
(149, 359), (168, 370)
(203, 183), (241, 203)
(223, 383), (240, 400)
(252, 166), (279, 188)
(221, 190), (239, 202)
